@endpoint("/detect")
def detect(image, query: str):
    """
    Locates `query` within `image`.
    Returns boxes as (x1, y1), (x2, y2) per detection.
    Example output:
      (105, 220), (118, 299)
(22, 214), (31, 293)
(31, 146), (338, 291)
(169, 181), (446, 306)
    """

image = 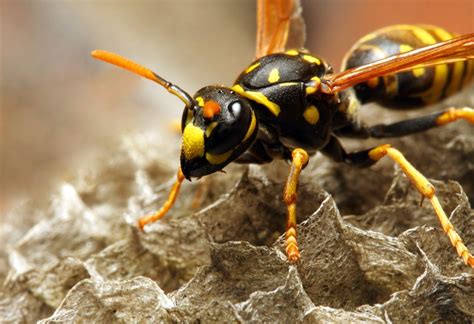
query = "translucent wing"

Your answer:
(255, 0), (306, 58)
(321, 33), (474, 94)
